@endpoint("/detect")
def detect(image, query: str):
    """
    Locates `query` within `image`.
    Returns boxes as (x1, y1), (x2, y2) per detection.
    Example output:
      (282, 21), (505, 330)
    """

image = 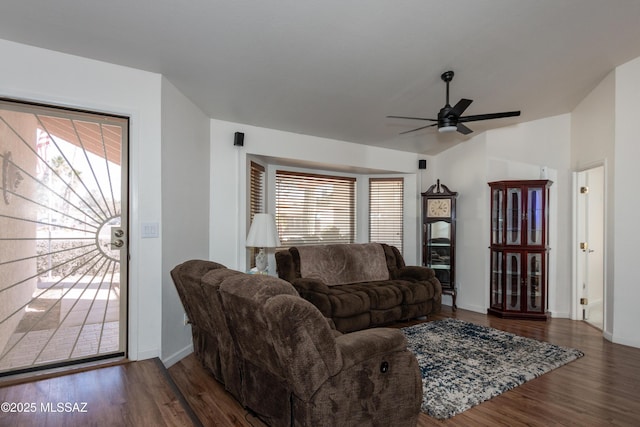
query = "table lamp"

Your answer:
(246, 213), (281, 274)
